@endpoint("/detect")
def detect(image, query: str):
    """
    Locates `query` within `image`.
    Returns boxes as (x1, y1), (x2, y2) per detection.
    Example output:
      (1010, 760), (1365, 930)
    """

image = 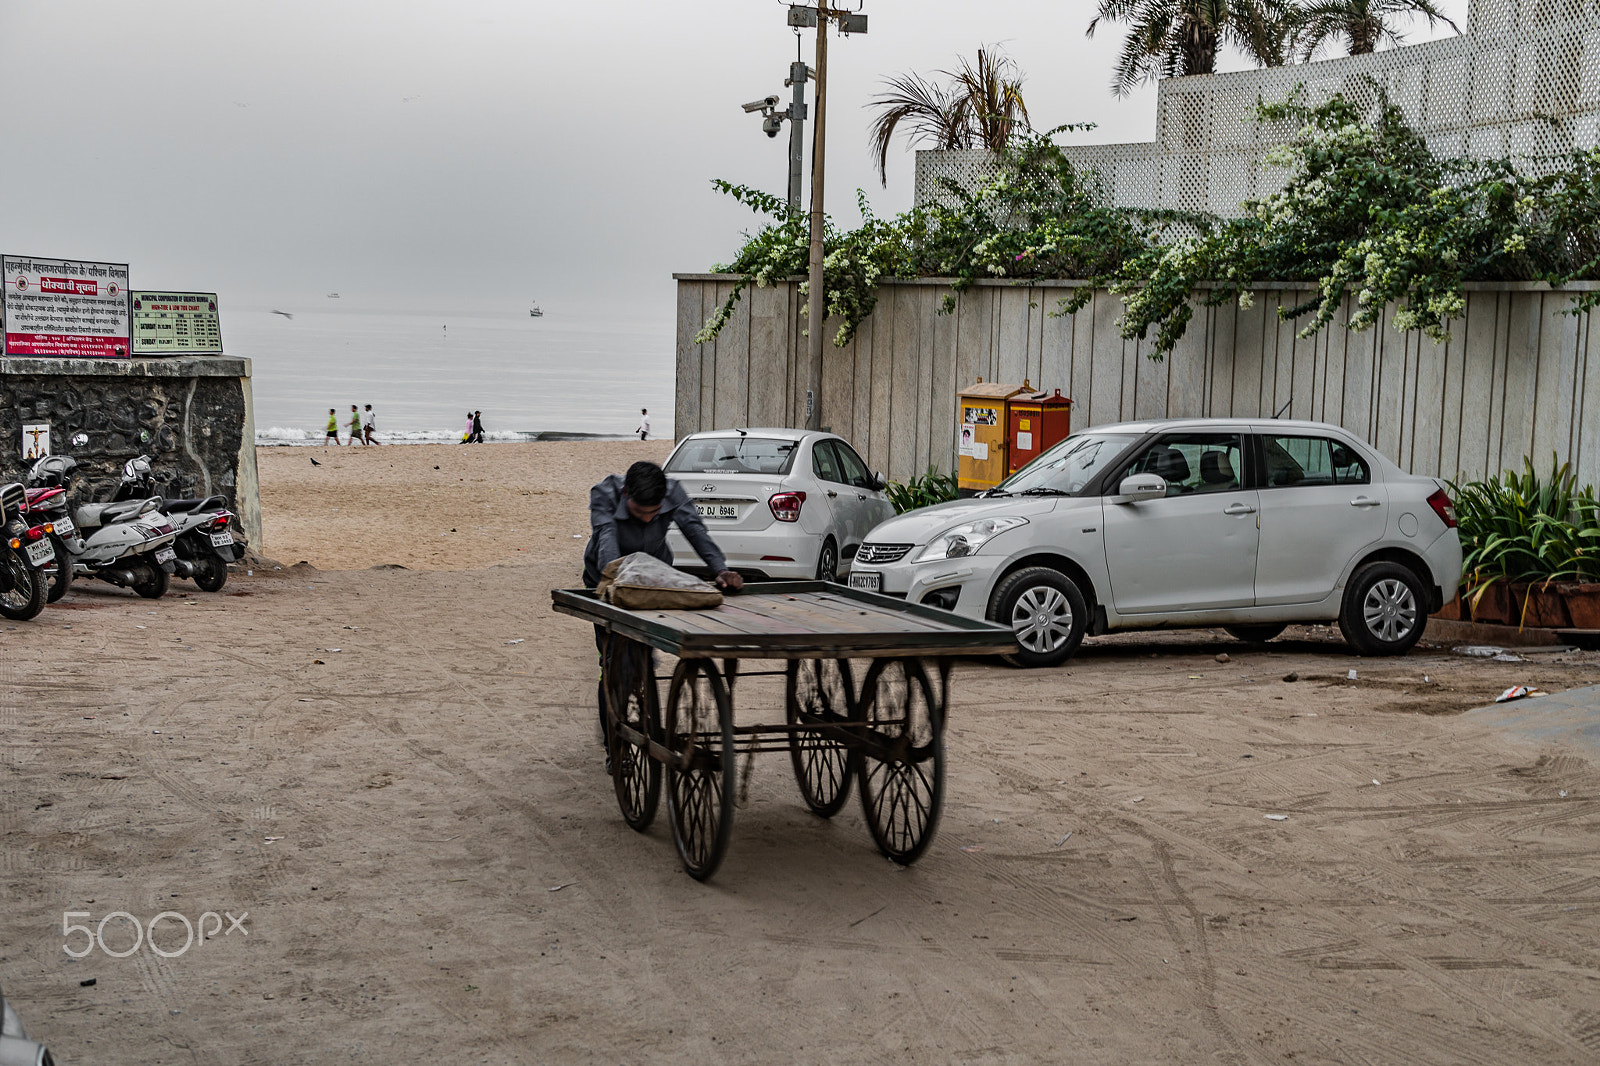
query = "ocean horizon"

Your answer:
(227, 302), (676, 446)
